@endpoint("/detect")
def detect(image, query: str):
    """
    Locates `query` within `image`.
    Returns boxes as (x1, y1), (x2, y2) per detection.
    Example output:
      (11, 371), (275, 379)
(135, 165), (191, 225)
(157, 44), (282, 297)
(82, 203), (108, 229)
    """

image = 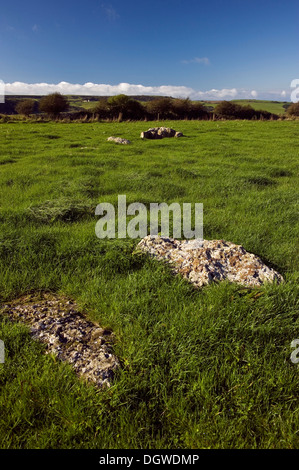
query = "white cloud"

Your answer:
(4, 81), (194, 98)
(193, 87), (238, 99)
(3, 81), (290, 101)
(182, 57), (210, 65)
(101, 3), (119, 20)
